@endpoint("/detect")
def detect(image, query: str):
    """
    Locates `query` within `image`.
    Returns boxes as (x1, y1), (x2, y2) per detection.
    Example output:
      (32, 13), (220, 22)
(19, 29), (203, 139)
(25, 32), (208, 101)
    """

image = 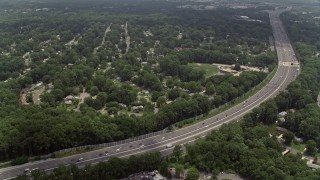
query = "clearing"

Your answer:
(188, 63), (219, 78)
